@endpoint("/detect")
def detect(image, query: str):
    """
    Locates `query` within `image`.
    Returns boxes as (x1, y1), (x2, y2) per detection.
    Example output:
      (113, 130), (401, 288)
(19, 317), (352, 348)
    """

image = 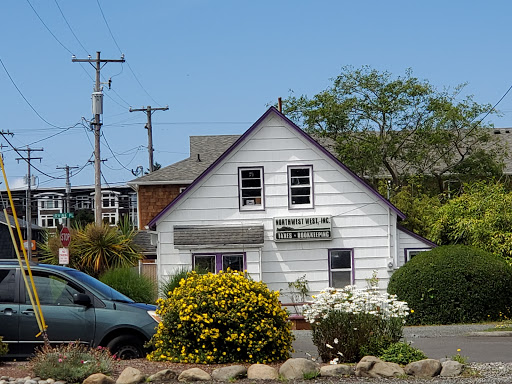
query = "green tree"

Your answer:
(282, 66), (505, 192)
(429, 181), (512, 262)
(38, 223), (142, 277)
